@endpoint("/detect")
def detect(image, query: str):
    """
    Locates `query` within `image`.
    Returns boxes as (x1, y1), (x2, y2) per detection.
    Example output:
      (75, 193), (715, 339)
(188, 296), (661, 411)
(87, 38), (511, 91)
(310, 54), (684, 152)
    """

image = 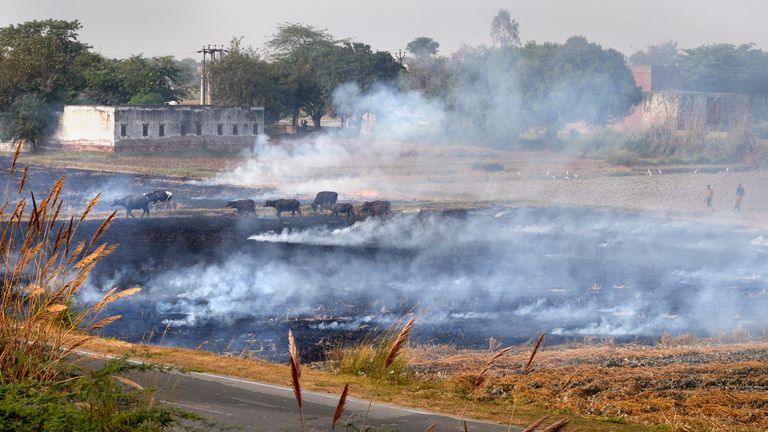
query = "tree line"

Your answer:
(3, 14), (768, 150)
